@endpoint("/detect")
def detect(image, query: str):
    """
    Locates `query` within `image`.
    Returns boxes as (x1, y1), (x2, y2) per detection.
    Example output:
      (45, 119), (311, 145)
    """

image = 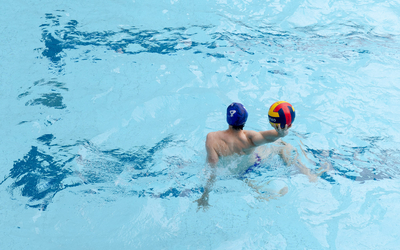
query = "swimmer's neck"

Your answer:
(226, 126), (245, 134)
